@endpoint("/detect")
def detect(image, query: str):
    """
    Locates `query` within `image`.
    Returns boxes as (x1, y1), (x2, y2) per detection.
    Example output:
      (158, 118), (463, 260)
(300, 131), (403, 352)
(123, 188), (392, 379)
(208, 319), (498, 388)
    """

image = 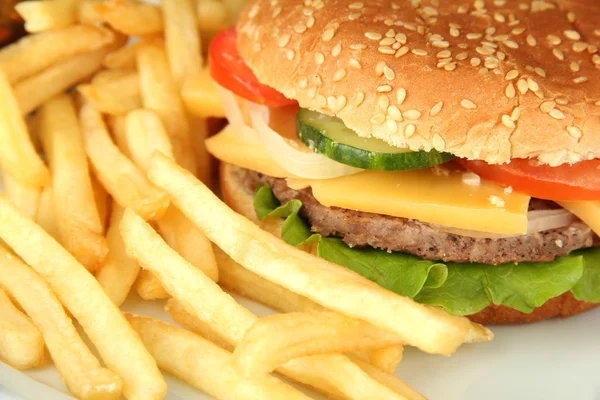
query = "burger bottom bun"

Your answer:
(219, 161), (599, 325)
